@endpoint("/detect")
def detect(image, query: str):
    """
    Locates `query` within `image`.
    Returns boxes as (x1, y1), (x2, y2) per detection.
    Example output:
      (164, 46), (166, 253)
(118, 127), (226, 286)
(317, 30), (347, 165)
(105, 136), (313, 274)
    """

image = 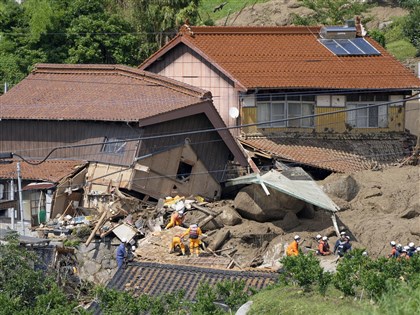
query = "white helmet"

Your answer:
(294, 235), (301, 240)
(340, 231), (346, 236)
(131, 246), (136, 251)
(316, 234), (322, 240)
(178, 209), (185, 216)
(397, 244), (402, 250)
(403, 245), (410, 251)
(390, 241), (396, 246)
(322, 236), (328, 241)
(408, 242), (415, 248)
(416, 247), (420, 252)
